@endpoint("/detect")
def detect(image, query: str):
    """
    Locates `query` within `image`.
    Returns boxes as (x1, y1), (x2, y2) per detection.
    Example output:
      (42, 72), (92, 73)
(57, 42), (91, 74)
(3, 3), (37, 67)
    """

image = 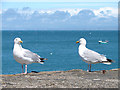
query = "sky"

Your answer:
(1, 0), (119, 30)
(1, 0), (119, 2)
(2, 2), (118, 9)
